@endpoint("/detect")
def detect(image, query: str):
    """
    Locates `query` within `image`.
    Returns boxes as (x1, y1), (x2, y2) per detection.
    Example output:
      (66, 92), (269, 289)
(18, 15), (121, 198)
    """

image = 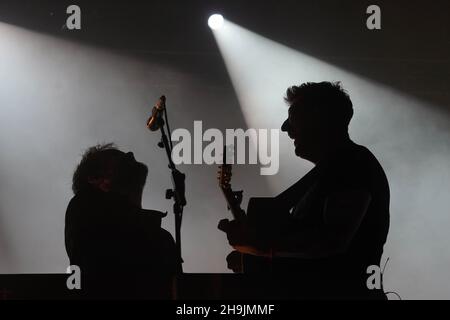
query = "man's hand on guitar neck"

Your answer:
(218, 219), (271, 257)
